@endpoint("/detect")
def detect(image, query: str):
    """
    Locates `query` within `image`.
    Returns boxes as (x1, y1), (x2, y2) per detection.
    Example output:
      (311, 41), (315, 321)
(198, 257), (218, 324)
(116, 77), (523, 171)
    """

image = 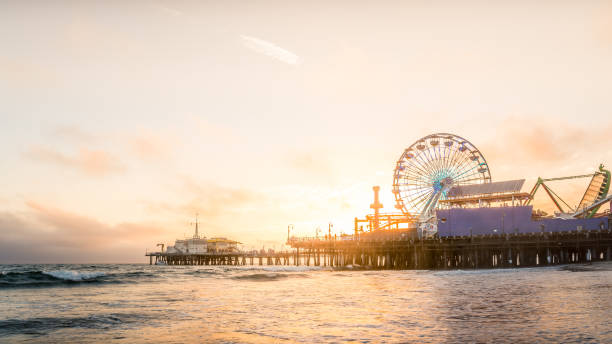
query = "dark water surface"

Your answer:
(1, 263), (611, 343)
